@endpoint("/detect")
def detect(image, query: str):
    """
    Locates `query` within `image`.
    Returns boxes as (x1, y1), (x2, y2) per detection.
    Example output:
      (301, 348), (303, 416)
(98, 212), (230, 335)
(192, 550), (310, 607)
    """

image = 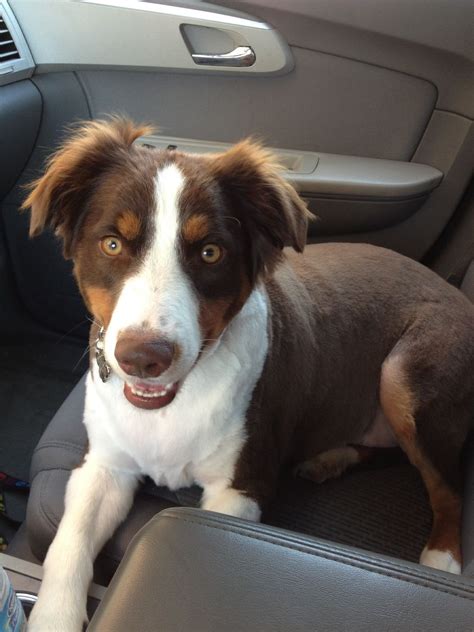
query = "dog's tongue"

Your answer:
(123, 381), (178, 410)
